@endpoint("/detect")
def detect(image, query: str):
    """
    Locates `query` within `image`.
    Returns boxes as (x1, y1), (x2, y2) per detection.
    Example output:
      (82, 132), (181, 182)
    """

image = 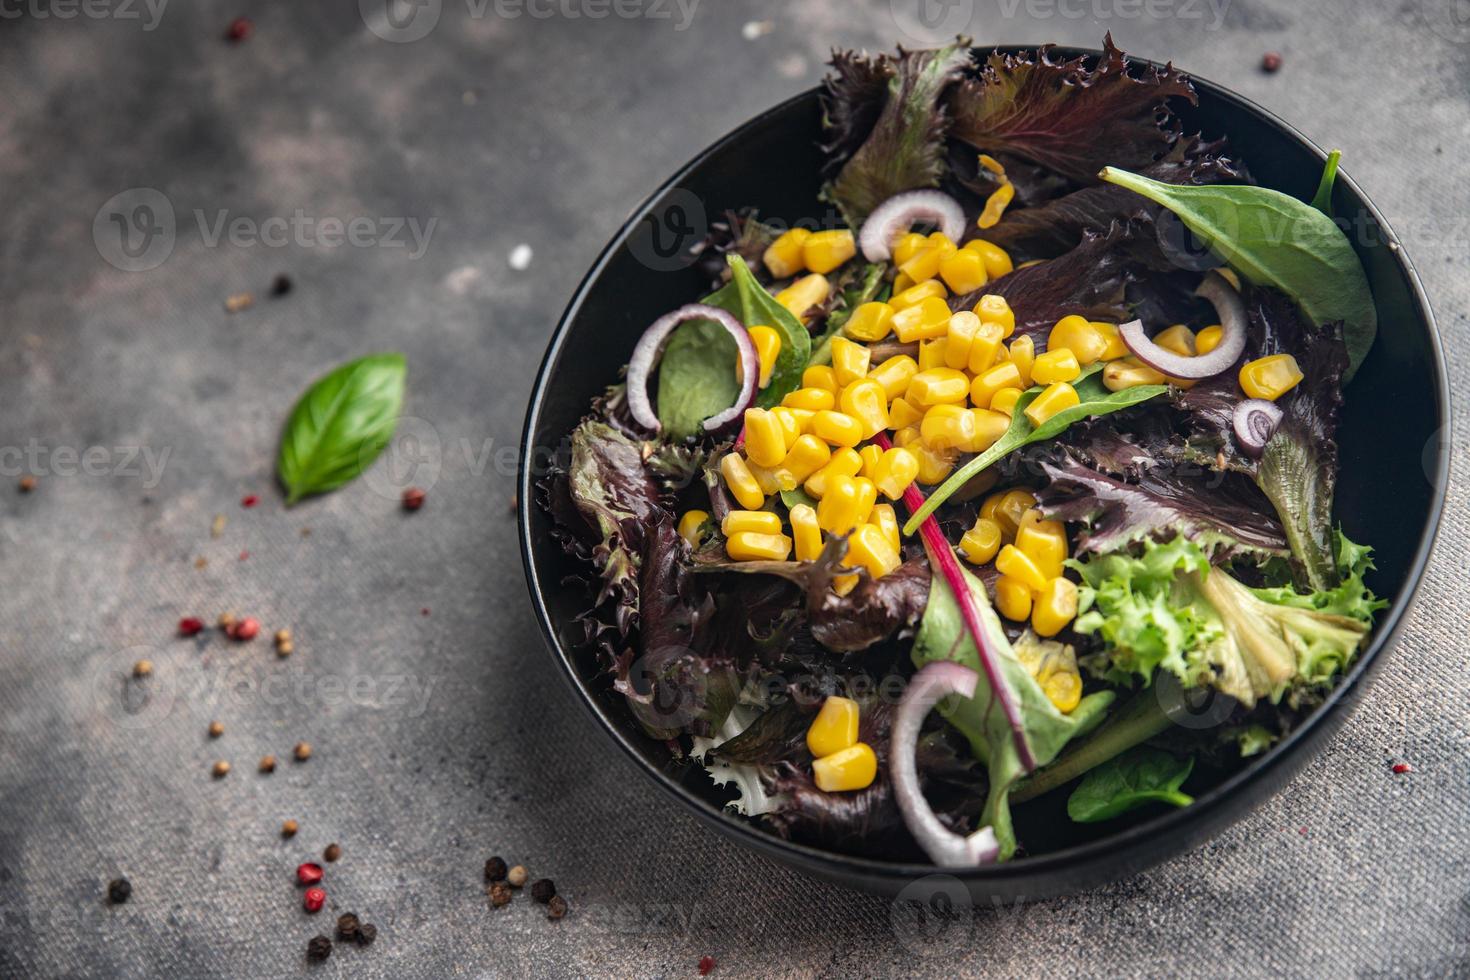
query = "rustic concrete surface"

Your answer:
(0, 0), (1465, 976)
